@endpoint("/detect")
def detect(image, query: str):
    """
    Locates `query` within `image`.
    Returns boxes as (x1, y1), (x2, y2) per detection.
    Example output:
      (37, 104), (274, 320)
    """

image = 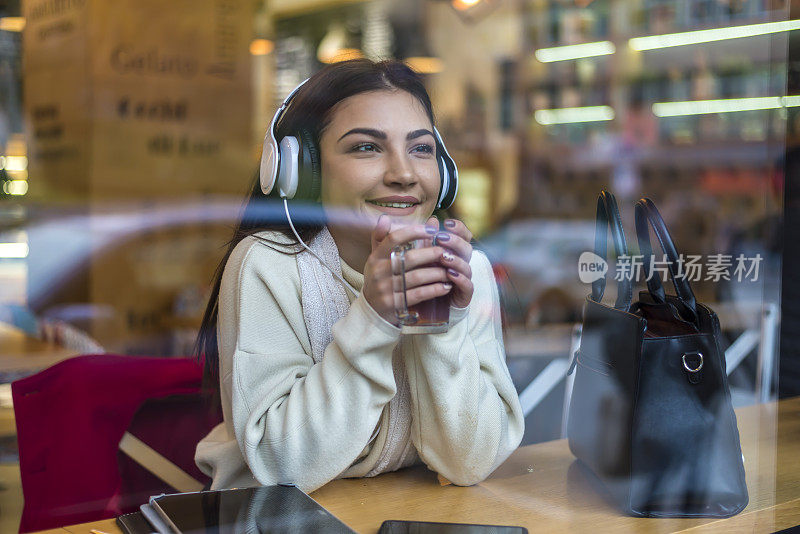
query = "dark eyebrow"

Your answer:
(338, 128), (387, 142)
(407, 129), (434, 141)
(337, 128), (435, 142)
